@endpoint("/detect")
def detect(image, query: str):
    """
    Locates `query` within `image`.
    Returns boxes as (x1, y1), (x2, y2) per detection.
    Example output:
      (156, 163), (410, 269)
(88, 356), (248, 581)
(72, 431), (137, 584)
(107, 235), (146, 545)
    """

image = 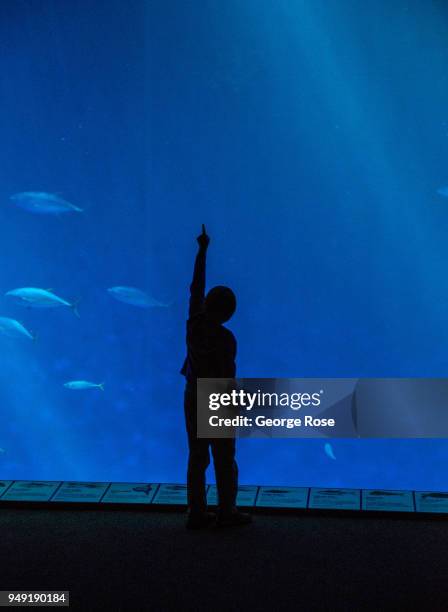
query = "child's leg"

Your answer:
(184, 385), (210, 515)
(211, 438), (238, 514)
